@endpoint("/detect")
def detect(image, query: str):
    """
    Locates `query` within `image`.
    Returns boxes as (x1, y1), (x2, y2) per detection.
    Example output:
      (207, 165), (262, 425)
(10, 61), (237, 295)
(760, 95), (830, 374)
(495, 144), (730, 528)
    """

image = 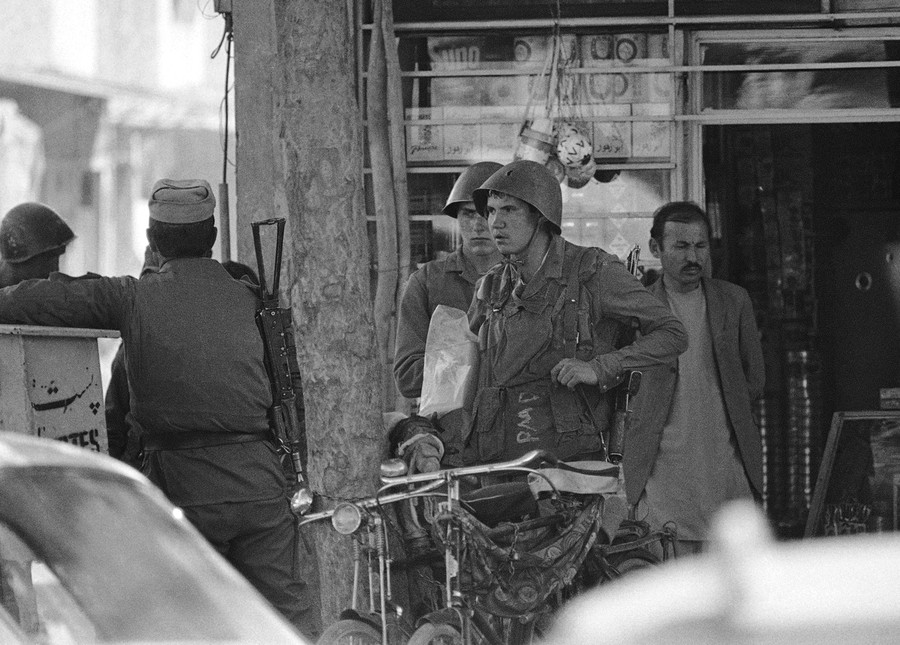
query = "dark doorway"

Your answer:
(704, 123), (900, 534)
